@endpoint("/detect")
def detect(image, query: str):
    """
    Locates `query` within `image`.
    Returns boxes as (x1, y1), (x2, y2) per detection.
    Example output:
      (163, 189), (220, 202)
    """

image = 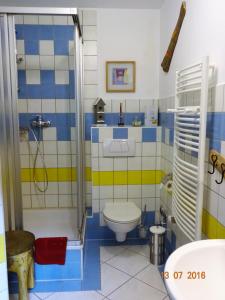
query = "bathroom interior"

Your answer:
(0, 0), (225, 300)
